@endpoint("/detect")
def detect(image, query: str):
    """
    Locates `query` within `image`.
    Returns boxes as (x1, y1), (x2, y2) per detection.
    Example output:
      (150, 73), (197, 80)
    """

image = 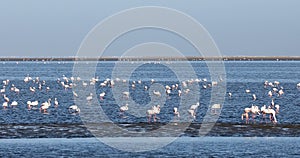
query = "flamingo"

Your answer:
(131, 83), (135, 89)
(153, 90), (161, 97)
(212, 81), (218, 86)
(241, 105), (260, 124)
(188, 102), (200, 119)
(40, 99), (51, 113)
(264, 80), (269, 87)
(14, 88), (20, 94)
(54, 98), (59, 108)
(11, 101), (18, 108)
(271, 98), (275, 107)
(2, 102), (8, 109)
(27, 100), (39, 109)
(100, 82), (106, 87)
(0, 86), (5, 93)
(122, 91), (130, 99)
(268, 91), (273, 97)
(99, 92), (105, 100)
(69, 105), (80, 114)
(278, 89), (284, 96)
(146, 105), (160, 122)
(10, 84), (15, 91)
(252, 94), (257, 101)
(3, 79), (9, 86)
(86, 93), (93, 102)
(190, 102), (200, 110)
(275, 104), (280, 113)
(82, 81), (88, 87)
(166, 89), (171, 96)
(184, 89), (190, 94)
(110, 80), (115, 87)
(120, 104), (128, 116)
(182, 81), (187, 88)
(268, 82), (274, 87)
(211, 104), (221, 114)
(73, 91), (78, 97)
(3, 94), (9, 102)
(137, 80), (142, 84)
(151, 79), (155, 84)
(178, 90), (182, 96)
(228, 92), (232, 98)
(173, 107), (180, 118)
(29, 87), (36, 93)
(261, 105), (277, 123)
